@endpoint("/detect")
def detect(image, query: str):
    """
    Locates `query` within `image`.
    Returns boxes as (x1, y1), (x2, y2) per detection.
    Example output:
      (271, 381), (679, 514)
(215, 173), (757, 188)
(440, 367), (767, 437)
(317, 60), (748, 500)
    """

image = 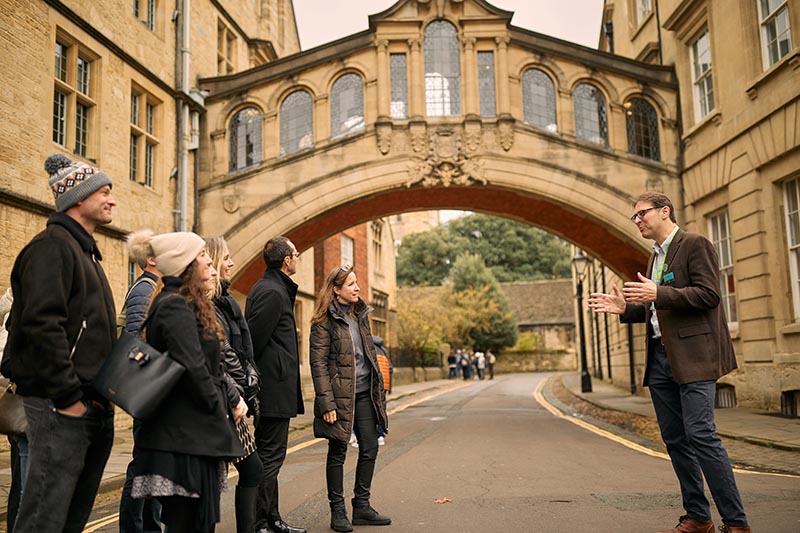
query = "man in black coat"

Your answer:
(246, 236), (306, 533)
(3, 154), (117, 533)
